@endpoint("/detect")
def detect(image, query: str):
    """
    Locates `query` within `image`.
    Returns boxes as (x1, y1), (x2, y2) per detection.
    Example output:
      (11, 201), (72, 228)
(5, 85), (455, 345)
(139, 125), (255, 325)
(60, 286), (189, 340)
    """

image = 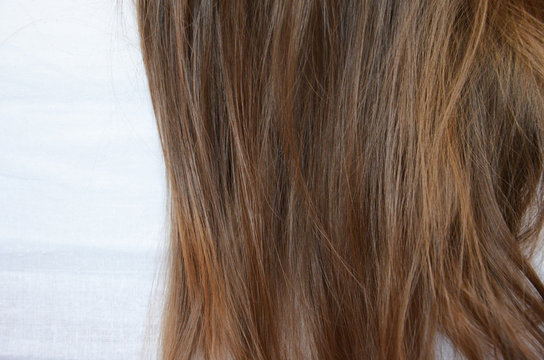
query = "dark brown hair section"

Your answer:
(137, 0), (544, 358)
